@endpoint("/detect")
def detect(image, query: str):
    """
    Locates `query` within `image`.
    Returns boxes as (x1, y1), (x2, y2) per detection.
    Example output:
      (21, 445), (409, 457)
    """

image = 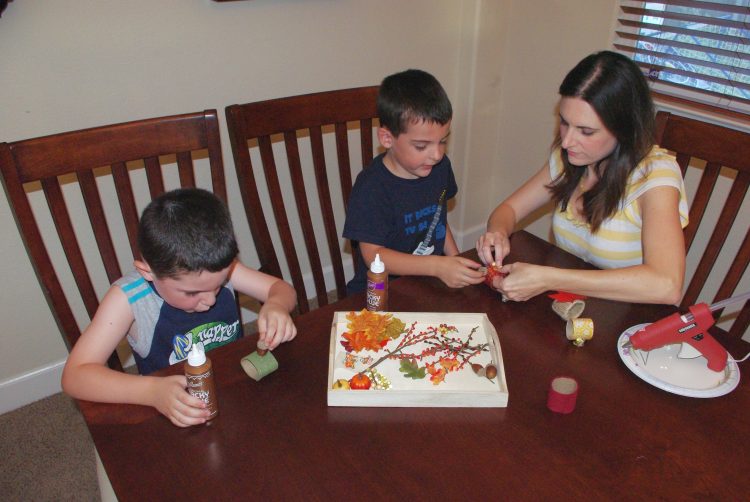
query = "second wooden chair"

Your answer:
(226, 86), (379, 313)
